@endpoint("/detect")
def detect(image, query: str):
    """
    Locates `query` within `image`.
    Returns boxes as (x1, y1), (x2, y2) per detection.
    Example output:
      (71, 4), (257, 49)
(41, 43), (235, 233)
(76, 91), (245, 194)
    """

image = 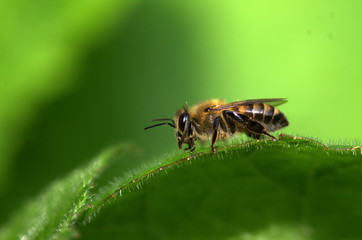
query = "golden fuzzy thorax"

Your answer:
(174, 99), (226, 126)
(190, 99), (228, 141)
(189, 99), (226, 118)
